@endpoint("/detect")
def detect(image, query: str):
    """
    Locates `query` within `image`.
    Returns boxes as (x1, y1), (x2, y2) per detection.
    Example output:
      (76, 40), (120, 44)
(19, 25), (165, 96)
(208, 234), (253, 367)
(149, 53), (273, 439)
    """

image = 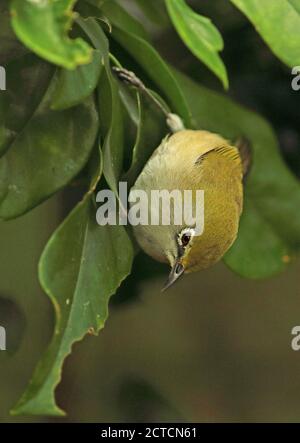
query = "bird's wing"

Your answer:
(234, 136), (252, 179)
